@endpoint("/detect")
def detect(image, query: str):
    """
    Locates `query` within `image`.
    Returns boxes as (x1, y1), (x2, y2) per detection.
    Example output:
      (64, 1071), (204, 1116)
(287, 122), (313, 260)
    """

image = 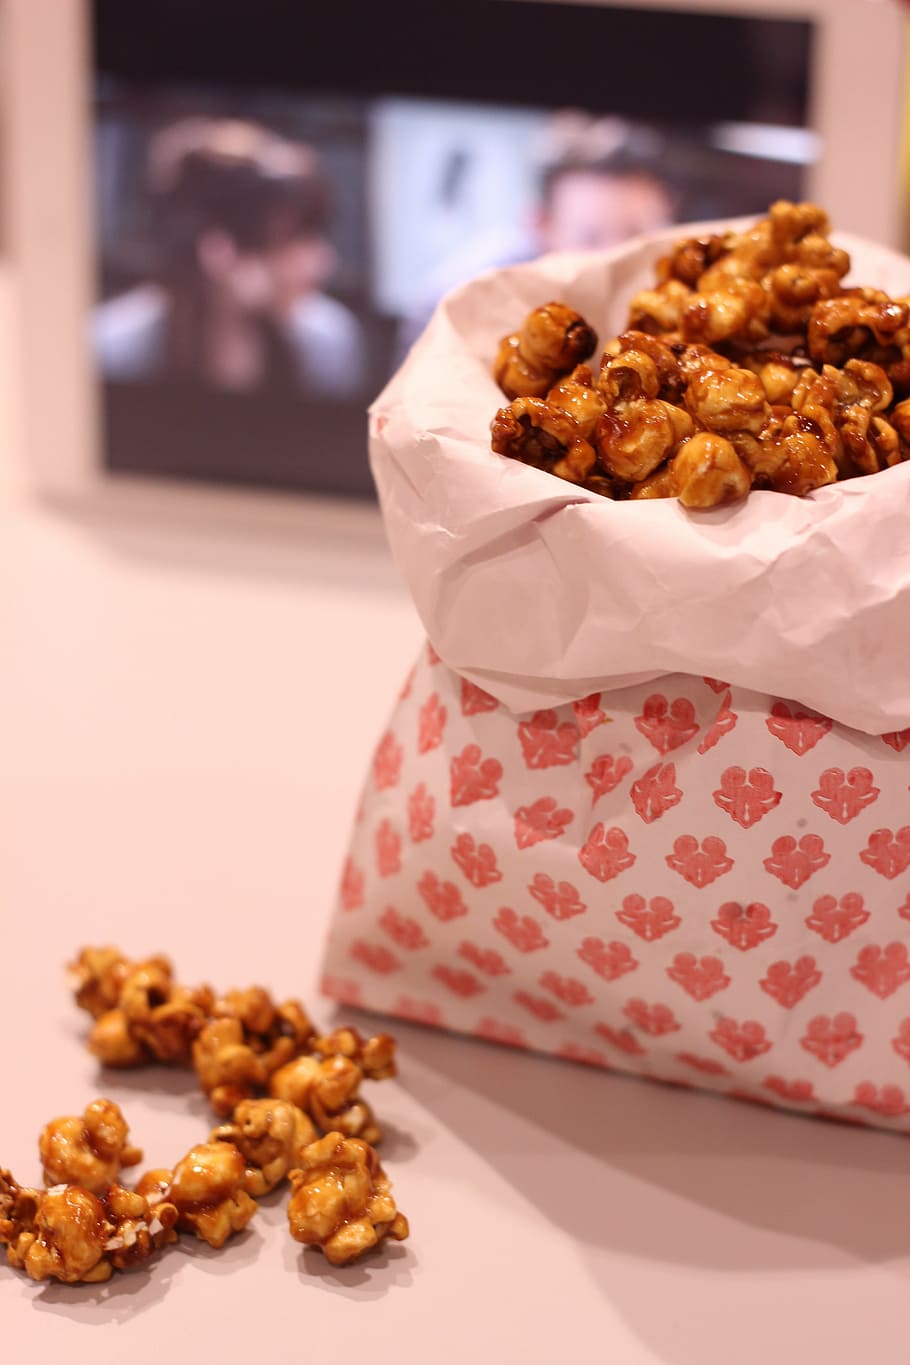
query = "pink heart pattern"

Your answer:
(323, 643), (910, 1136)
(765, 701), (832, 756)
(517, 709), (580, 770)
(763, 833), (830, 889)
